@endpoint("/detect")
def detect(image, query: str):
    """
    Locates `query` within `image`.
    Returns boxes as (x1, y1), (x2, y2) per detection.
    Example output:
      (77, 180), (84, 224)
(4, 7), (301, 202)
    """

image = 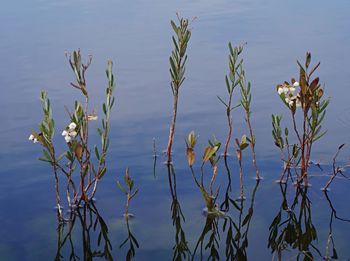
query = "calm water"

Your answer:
(1, 0), (350, 260)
